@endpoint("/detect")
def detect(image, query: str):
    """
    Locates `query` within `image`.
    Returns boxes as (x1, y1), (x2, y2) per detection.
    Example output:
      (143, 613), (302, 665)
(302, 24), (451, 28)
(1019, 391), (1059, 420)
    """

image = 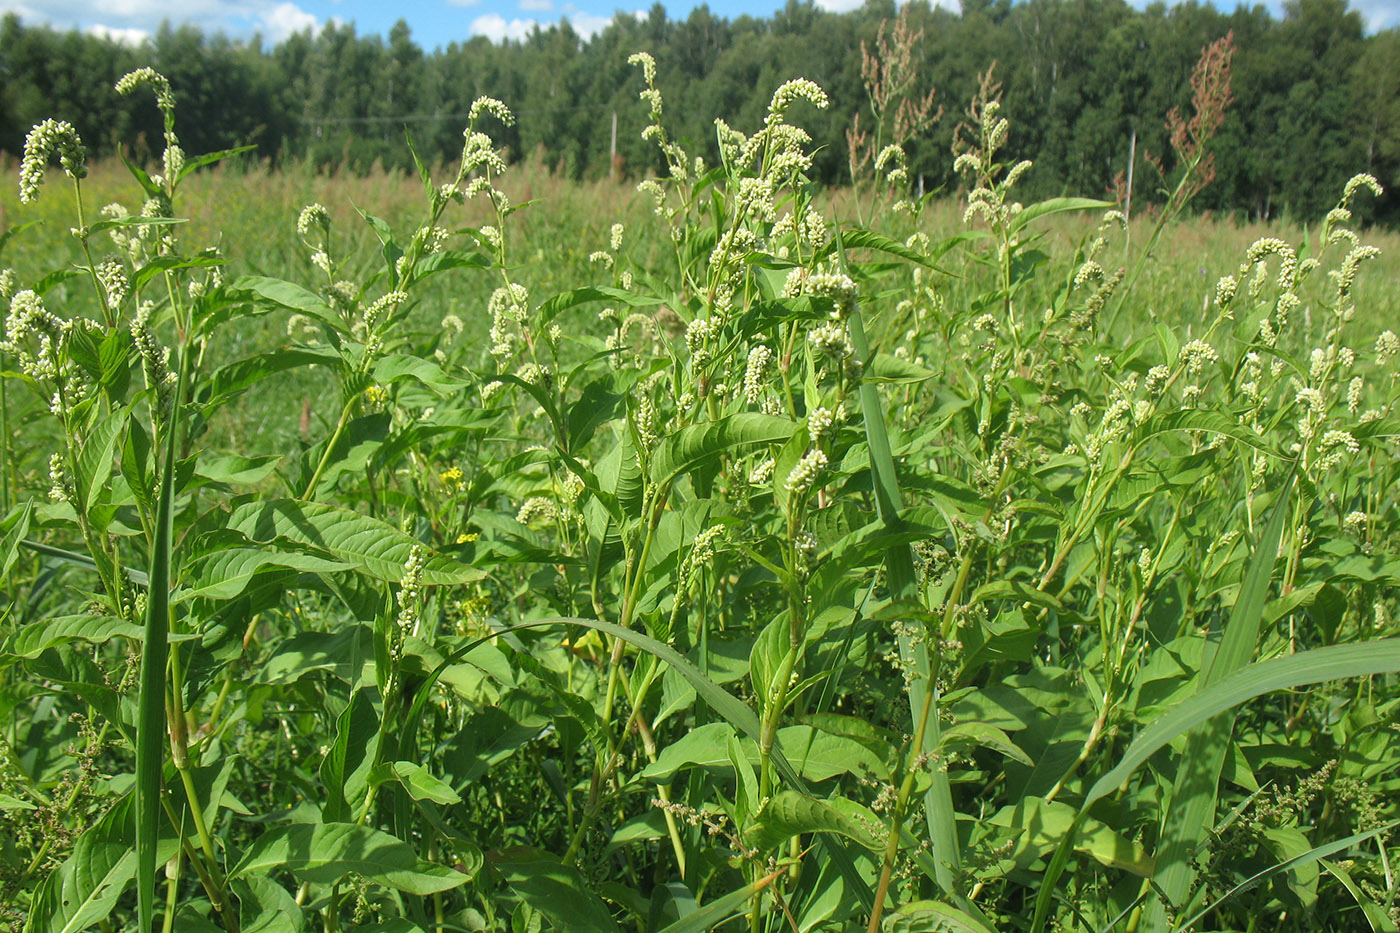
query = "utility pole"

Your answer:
(610, 110), (618, 182)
